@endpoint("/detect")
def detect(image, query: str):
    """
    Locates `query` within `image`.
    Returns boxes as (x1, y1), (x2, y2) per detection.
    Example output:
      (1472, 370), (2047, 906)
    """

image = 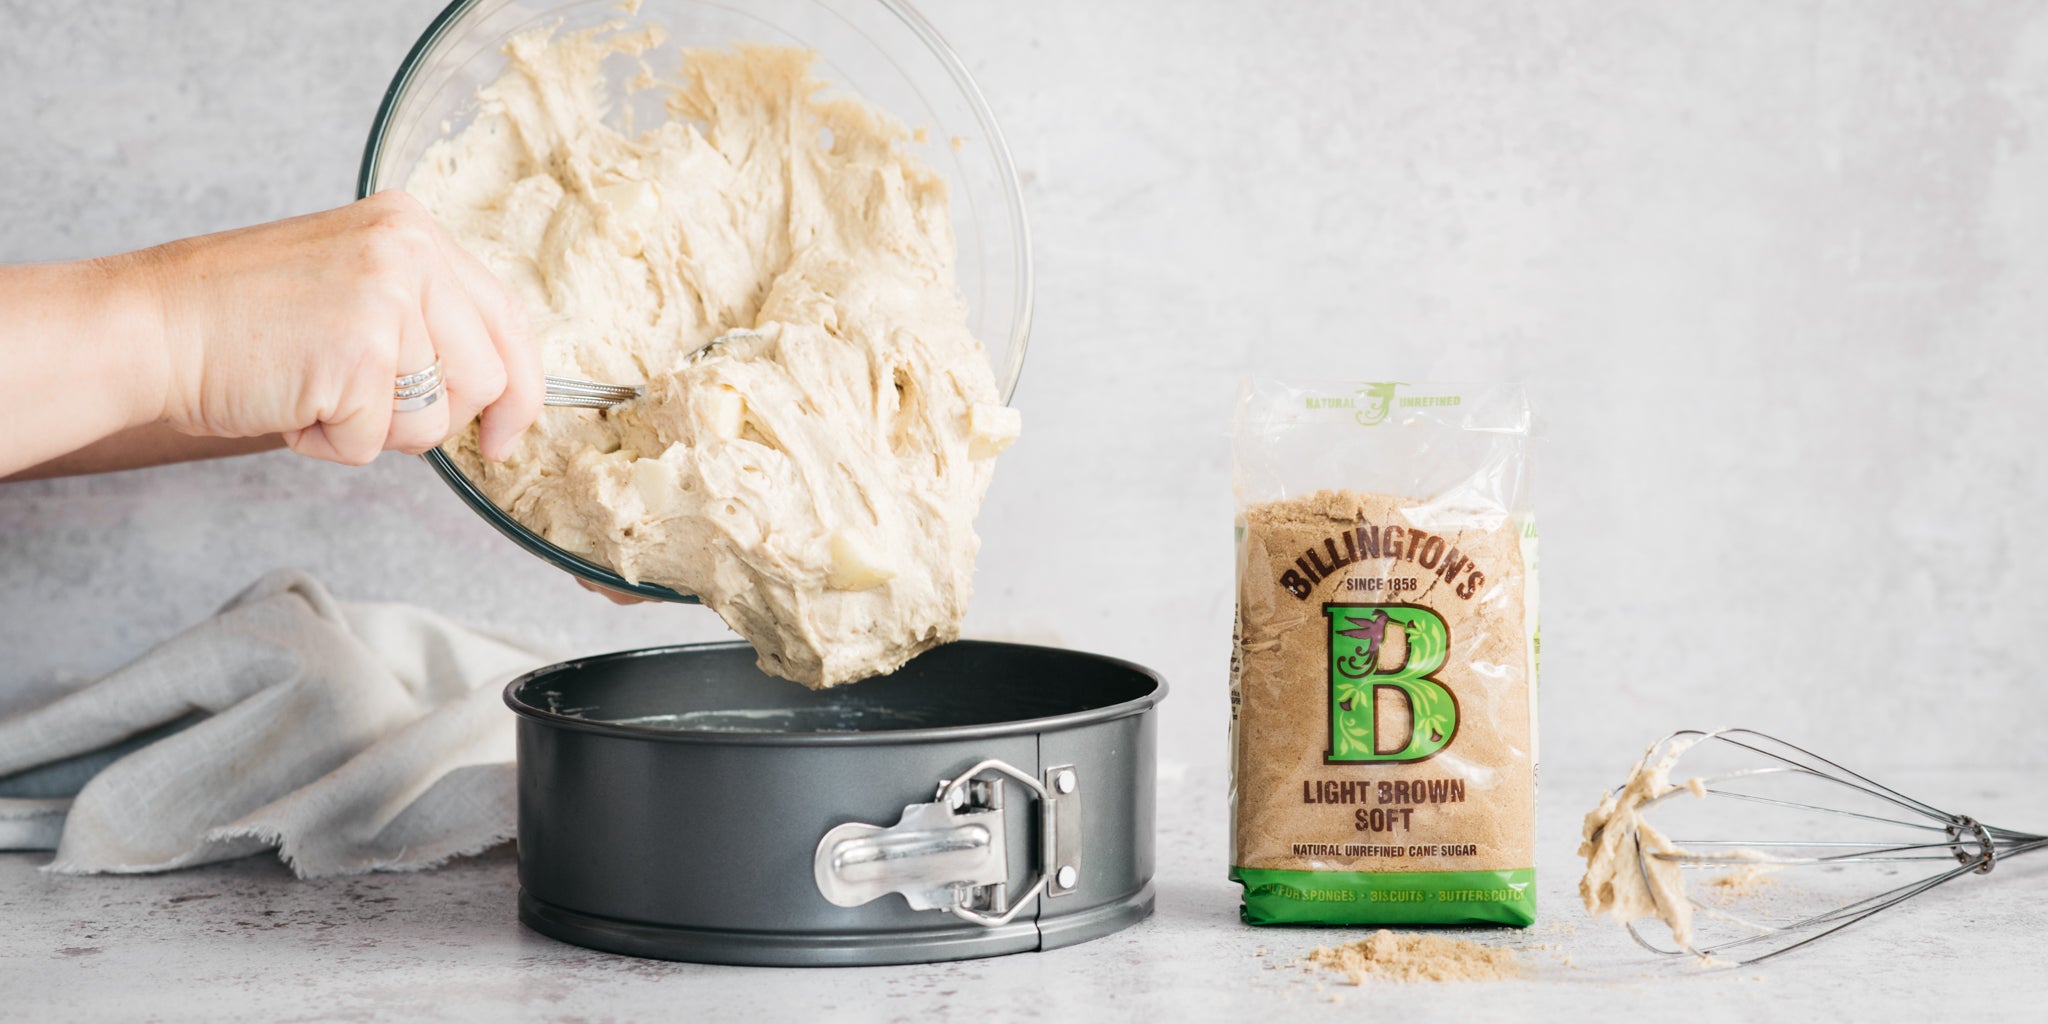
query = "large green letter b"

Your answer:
(1323, 605), (1456, 763)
